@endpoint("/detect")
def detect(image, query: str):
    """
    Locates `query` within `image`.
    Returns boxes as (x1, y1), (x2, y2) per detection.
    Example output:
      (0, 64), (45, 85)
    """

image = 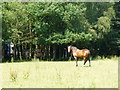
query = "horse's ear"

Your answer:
(68, 43), (71, 46)
(68, 45), (71, 47)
